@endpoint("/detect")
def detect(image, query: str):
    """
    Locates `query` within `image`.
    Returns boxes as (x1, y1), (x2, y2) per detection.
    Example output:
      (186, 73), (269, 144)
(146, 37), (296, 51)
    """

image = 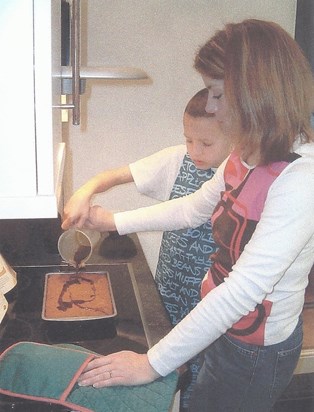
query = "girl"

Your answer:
(76, 19), (314, 411)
